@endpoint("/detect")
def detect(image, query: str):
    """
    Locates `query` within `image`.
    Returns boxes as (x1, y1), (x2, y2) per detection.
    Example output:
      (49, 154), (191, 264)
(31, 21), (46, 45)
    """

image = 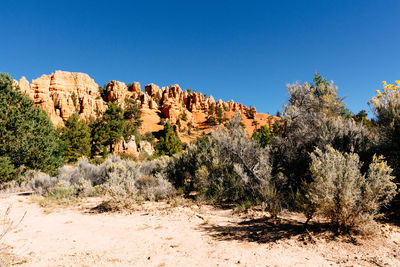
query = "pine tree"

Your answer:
(0, 156), (14, 183)
(0, 73), (63, 176)
(156, 122), (183, 156)
(252, 125), (273, 148)
(60, 114), (91, 162)
(122, 98), (143, 140)
(102, 102), (124, 153)
(89, 117), (108, 157)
